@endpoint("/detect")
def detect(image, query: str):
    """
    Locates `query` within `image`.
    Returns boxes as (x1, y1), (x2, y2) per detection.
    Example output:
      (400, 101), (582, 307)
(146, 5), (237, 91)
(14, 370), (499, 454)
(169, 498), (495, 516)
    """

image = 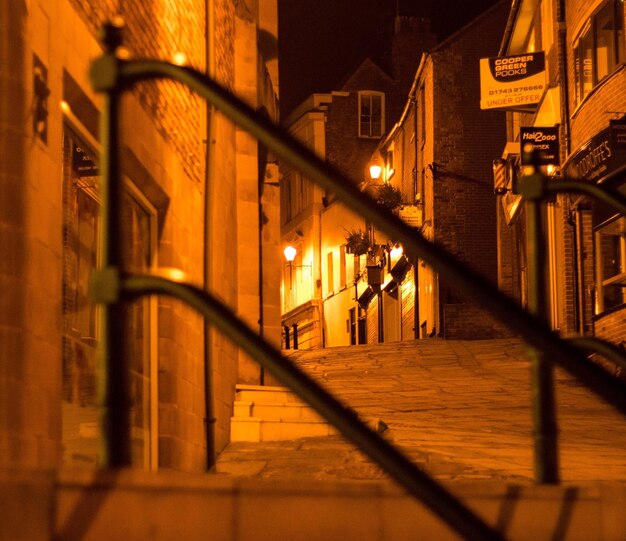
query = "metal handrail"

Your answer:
(114, 272), (504, 541)
(89, 22), (626, 541)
